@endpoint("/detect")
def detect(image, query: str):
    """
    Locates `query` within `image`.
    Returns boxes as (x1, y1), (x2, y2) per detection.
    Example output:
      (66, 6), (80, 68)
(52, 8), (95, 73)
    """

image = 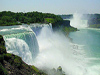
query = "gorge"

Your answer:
(0, 13), (100, 75)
